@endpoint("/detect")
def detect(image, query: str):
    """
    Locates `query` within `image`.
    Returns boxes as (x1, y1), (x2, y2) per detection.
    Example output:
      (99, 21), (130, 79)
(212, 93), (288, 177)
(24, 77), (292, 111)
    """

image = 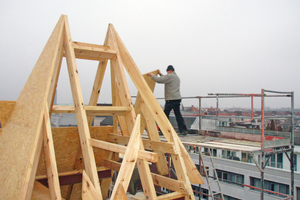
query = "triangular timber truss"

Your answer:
(0, 15), (204, 200)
